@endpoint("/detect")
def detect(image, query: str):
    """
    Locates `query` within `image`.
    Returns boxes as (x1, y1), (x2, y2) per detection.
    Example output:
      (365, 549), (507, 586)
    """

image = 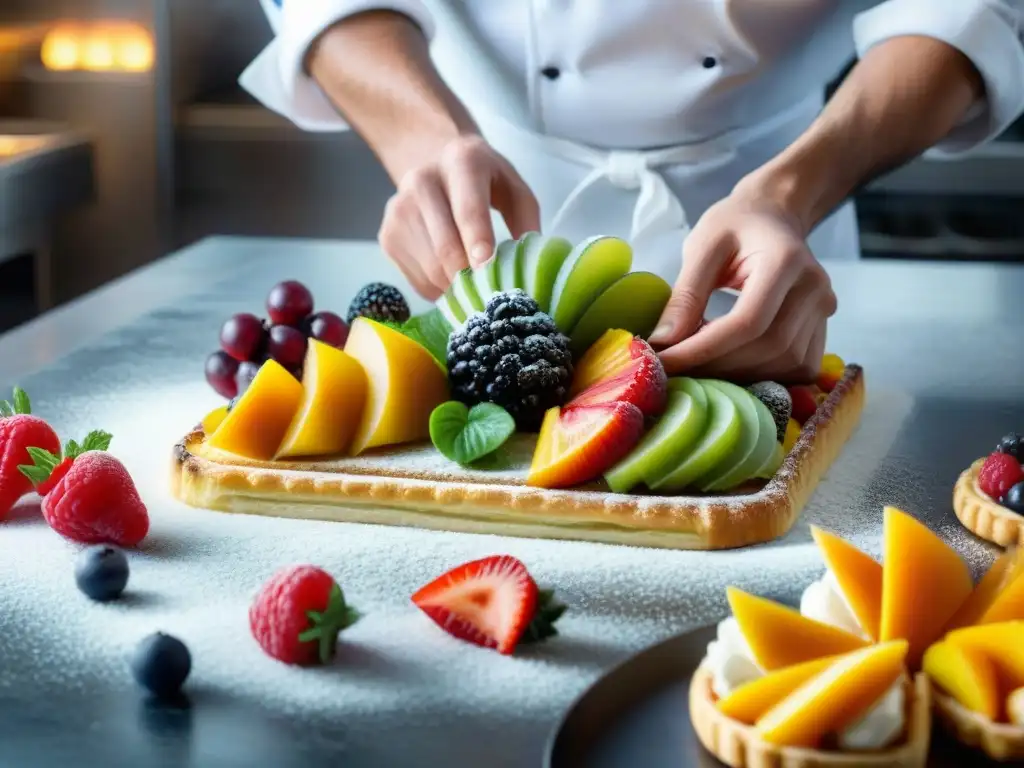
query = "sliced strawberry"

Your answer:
(412, 555), (539, 655)
(527, 401), (644, 489)
(571, 329), (635, 395)
(568, 336), (667, 417)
